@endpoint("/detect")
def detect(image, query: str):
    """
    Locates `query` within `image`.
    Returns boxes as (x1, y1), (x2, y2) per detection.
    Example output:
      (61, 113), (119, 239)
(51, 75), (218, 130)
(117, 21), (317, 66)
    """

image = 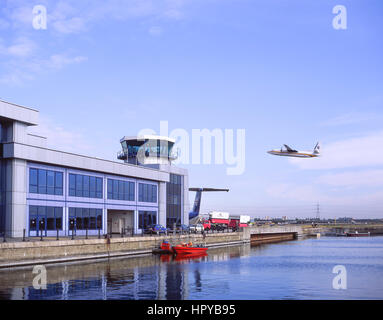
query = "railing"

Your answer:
(117, 150), (127, 160)
(0, 224), (238, 244)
